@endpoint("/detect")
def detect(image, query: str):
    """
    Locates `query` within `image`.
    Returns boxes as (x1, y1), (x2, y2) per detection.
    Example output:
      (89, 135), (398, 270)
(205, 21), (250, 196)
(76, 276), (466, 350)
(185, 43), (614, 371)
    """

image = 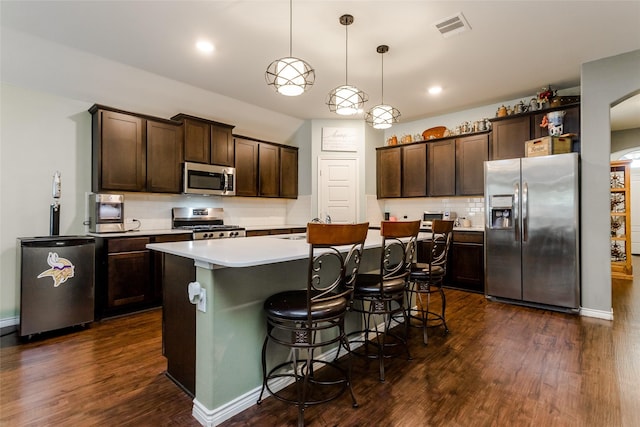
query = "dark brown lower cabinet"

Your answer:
(417, 231), (484, 294)
(162, 254), (196, 396)
(95, 233), (191, 319)
(446, 231), (484, 293)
